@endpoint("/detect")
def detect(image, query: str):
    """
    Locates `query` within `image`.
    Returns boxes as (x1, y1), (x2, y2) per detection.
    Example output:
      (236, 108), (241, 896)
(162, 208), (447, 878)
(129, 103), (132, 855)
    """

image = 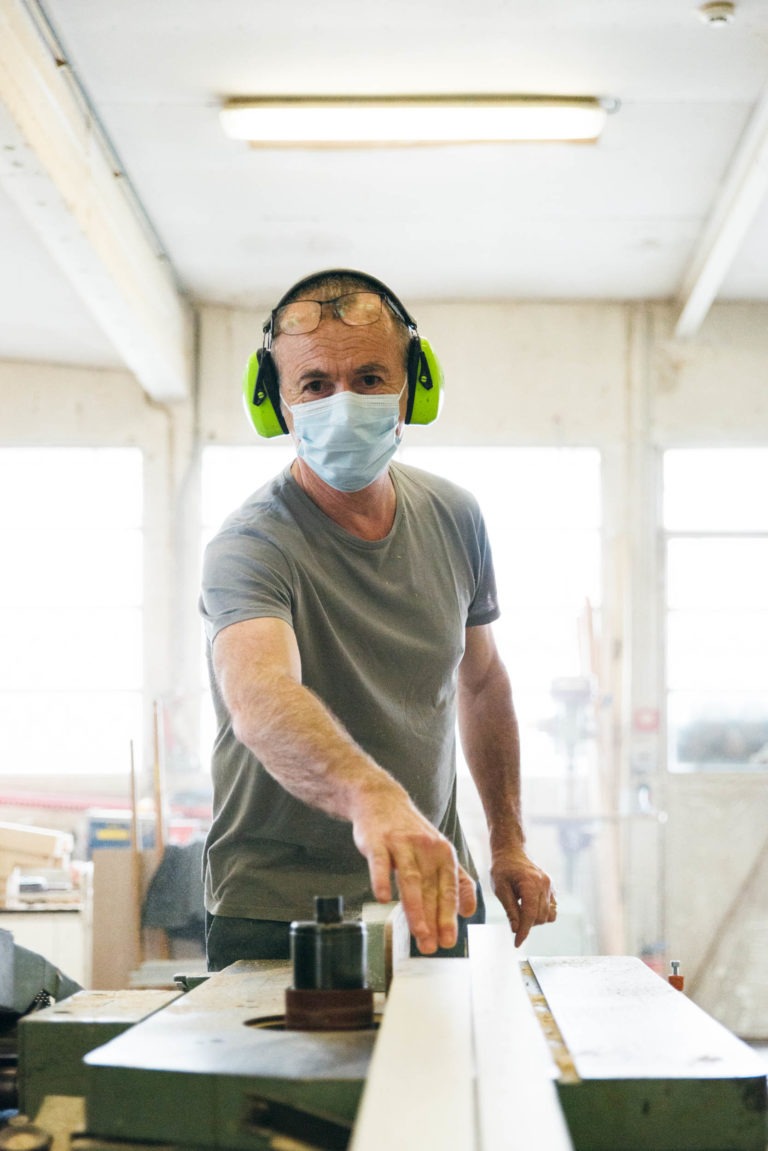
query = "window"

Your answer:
(0, 448), (143, 775)
(201, 444), (296, 547)
(663, 449), (768, 772)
